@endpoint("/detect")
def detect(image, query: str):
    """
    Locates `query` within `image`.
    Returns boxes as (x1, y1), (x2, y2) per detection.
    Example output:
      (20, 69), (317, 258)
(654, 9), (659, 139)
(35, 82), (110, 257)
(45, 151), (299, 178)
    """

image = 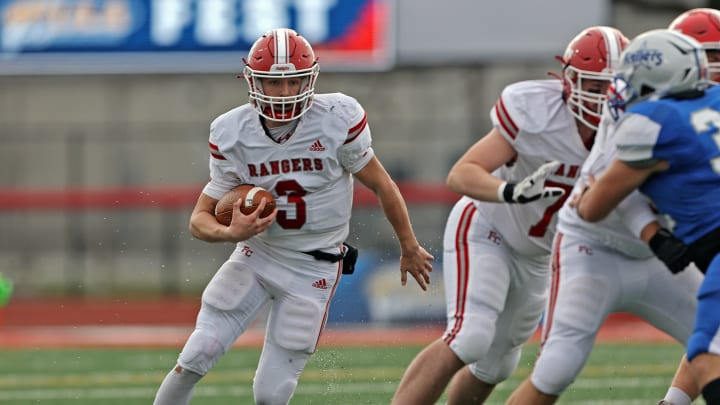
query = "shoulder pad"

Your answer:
(315, 93), (364, 124)
(209, 105), (254, 156)
(492, 80), (563, 139)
